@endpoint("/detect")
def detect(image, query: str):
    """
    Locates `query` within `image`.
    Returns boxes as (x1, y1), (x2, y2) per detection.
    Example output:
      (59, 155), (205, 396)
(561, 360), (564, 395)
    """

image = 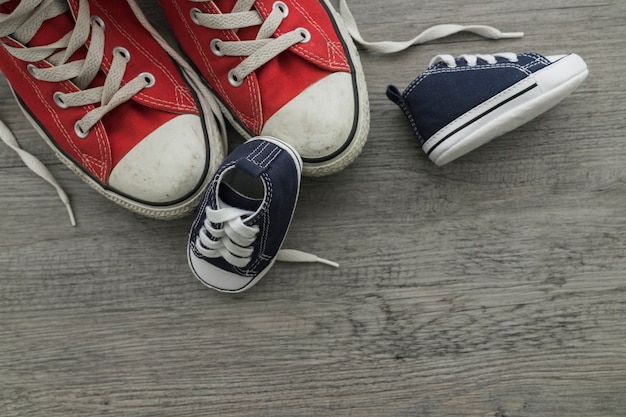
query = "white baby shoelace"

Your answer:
(337, 0), (523, 54)
(196, 204), (339, 268)
(196, 206), (259, 268)
(431, 52), (519, 67)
